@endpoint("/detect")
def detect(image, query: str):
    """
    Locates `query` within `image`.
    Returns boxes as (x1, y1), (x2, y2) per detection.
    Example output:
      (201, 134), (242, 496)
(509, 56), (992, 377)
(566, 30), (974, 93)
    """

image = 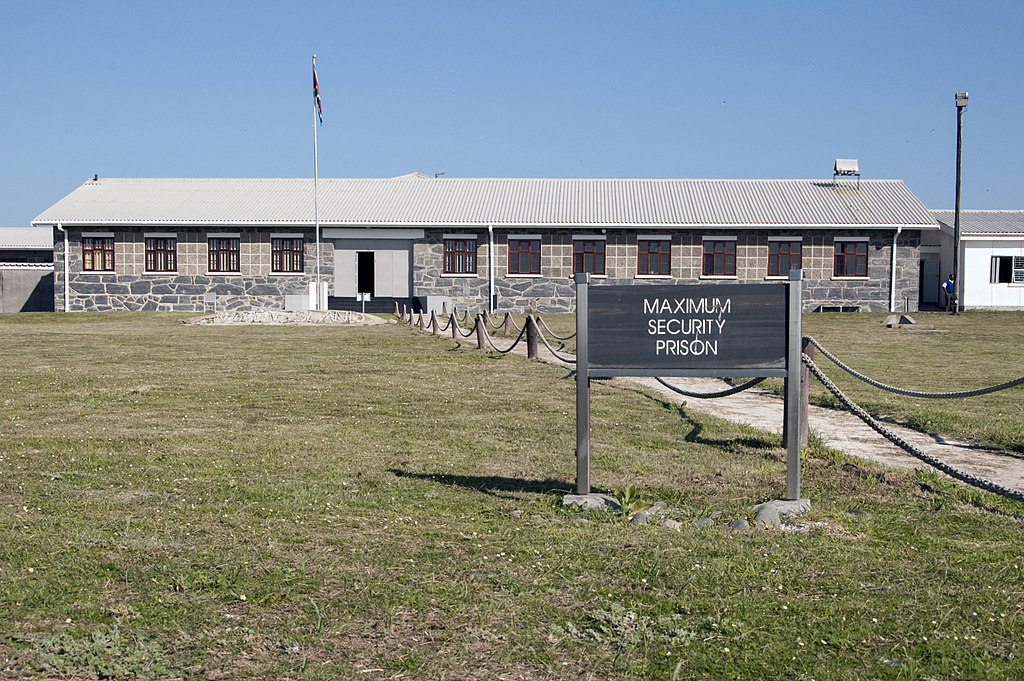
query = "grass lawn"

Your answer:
(1, 312), (1022, 680)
